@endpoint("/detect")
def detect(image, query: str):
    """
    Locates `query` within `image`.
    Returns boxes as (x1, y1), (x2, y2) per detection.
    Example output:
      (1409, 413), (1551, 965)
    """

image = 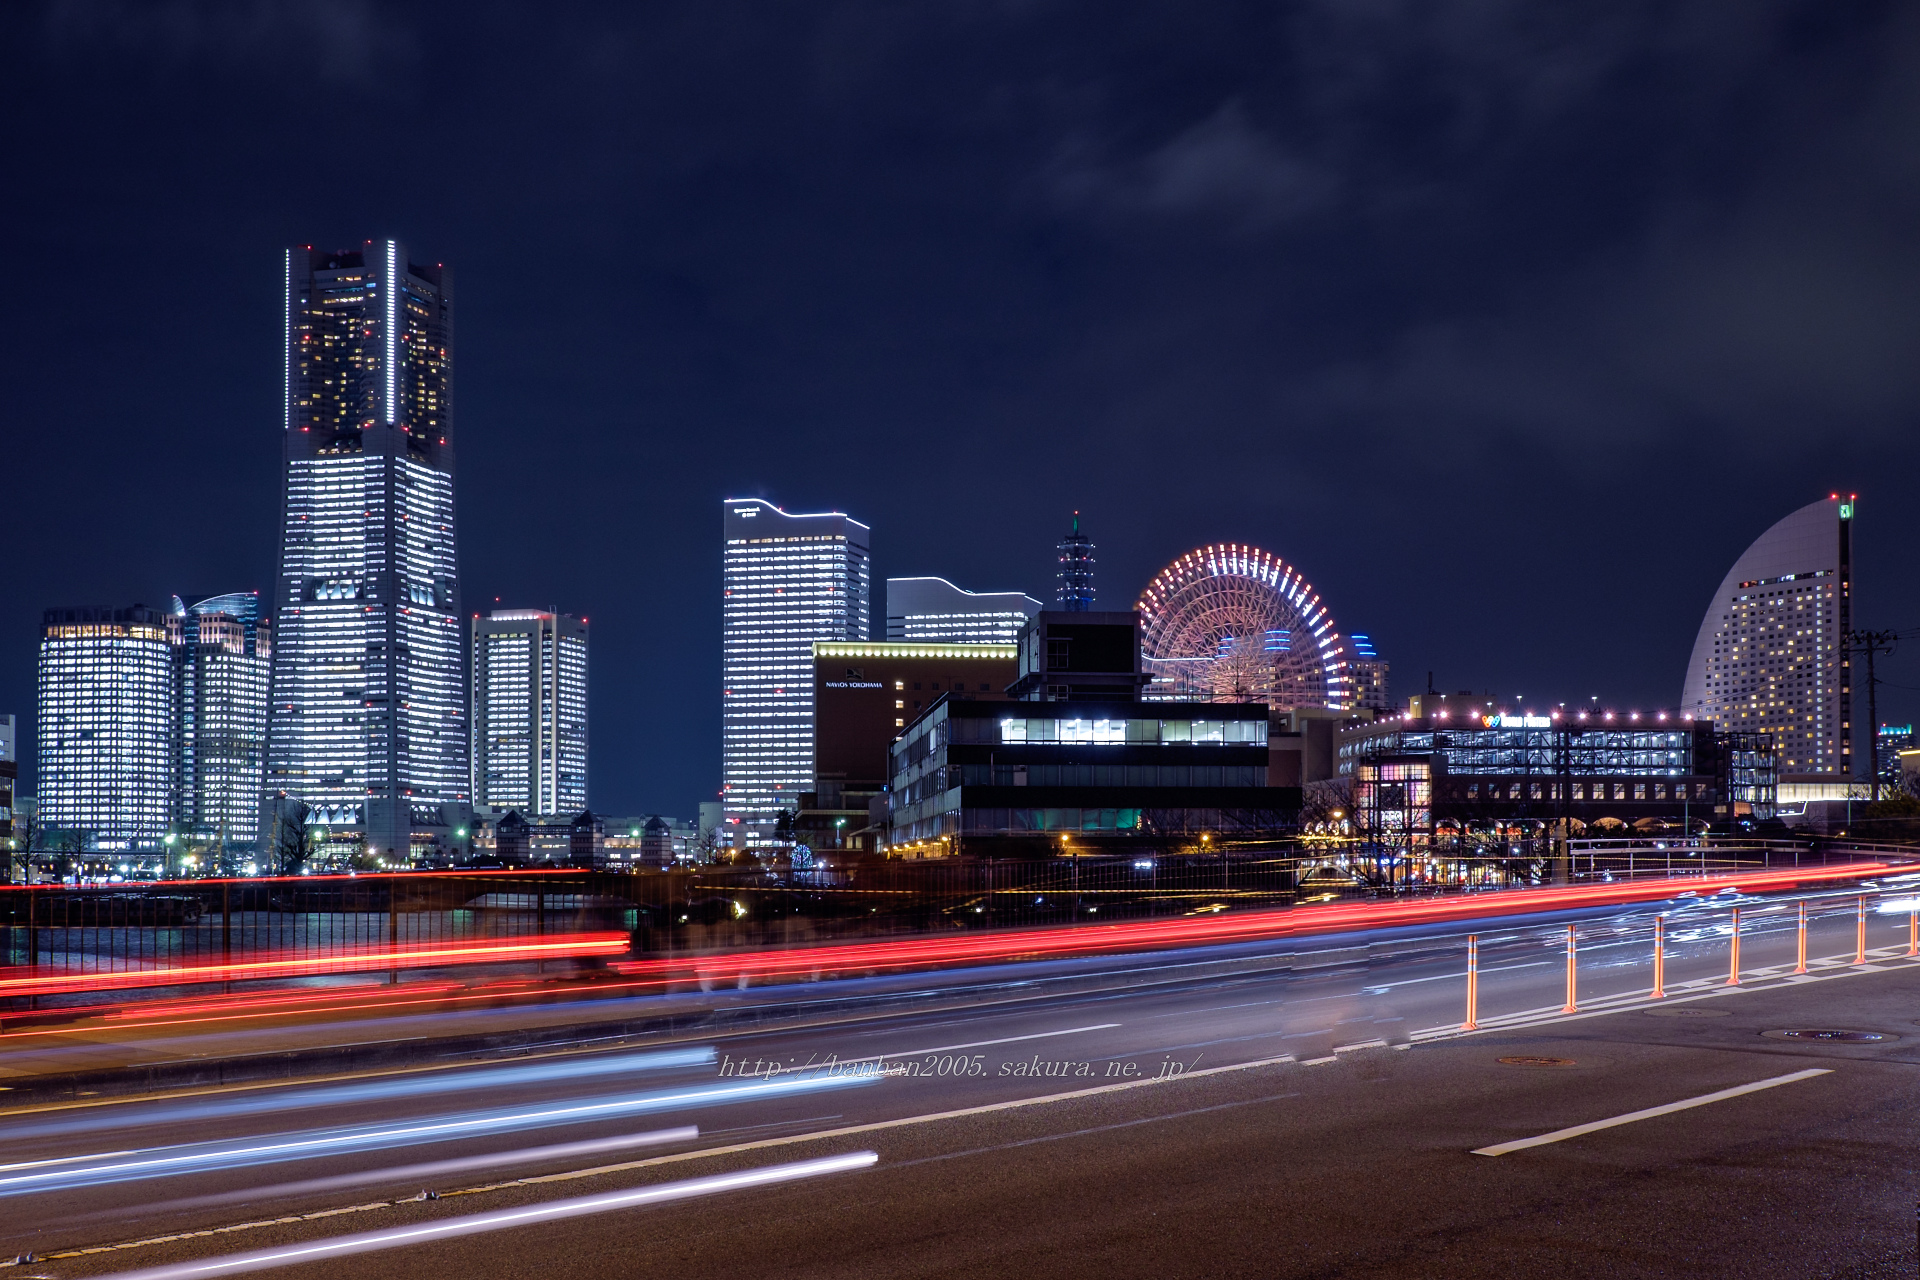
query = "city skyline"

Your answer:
(6, 8), (1919, 818)
(5, 15), (1917, 1277)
